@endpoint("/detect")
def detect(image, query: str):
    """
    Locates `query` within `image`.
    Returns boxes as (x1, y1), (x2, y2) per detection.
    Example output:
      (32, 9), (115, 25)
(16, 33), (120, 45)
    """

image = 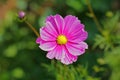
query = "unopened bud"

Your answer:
(18, 11), (25, 19)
